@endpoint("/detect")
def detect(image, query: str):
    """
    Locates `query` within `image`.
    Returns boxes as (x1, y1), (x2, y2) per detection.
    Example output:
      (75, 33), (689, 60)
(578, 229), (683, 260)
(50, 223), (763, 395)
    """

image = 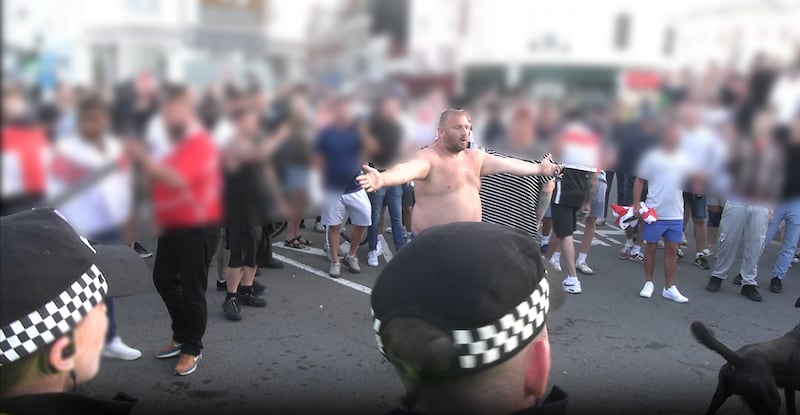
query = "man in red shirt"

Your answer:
(2, 86), (50, 215)
(126, 85), (221, 376)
